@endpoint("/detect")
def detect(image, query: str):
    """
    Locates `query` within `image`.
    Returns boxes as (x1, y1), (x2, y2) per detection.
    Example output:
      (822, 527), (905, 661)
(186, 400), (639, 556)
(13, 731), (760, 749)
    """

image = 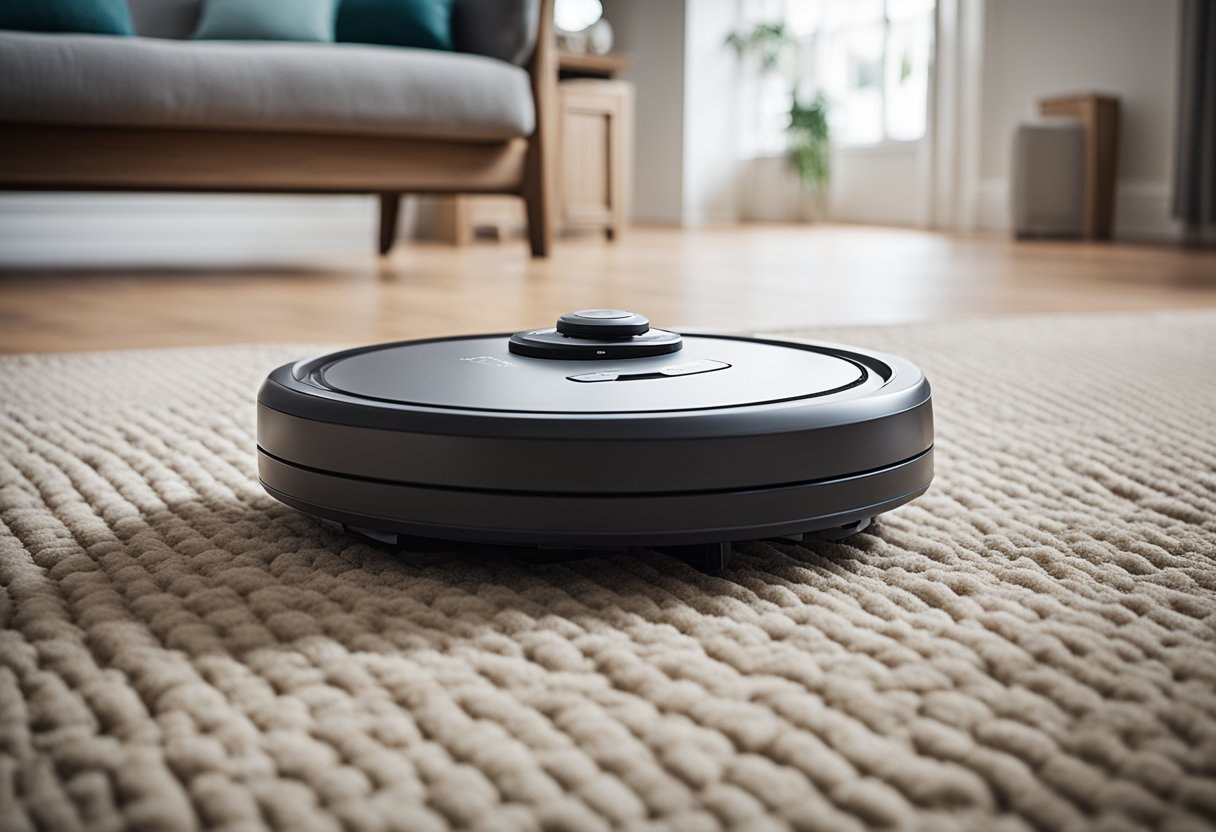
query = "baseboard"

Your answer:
(740, 158), (798, 223)
(970, 179), (1184, 242)
(971, 180), (1011, 235)
(1116, 183), (1185, 242)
